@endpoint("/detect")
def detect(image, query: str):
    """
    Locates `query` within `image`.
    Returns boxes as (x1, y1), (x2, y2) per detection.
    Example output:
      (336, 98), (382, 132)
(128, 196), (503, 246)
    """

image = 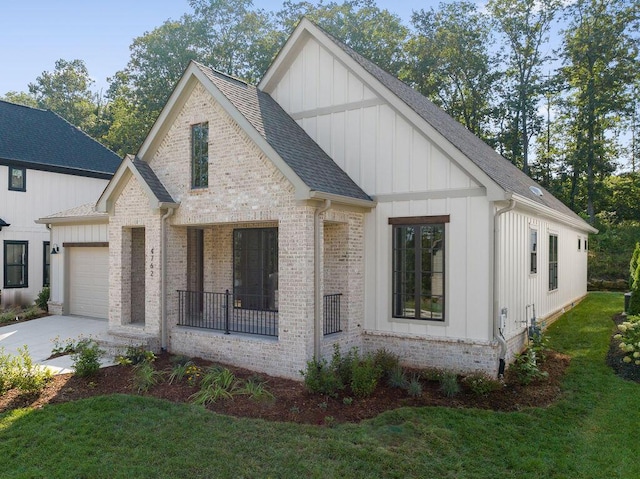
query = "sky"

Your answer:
(0, 0), (440, 96)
